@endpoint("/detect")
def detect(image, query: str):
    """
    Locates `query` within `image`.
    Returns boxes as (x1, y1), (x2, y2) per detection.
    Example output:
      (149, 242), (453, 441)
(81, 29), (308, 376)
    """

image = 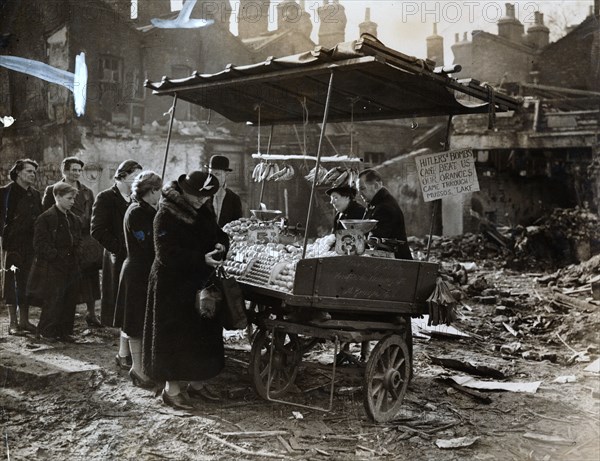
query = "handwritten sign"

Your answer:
(415, 148), (480, 202)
